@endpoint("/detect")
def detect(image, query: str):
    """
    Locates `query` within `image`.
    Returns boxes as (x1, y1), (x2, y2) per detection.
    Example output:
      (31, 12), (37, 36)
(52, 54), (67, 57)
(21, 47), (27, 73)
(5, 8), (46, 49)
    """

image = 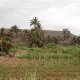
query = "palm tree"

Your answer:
(30, 17), (41, 29)
(28, 17), (45, 47)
